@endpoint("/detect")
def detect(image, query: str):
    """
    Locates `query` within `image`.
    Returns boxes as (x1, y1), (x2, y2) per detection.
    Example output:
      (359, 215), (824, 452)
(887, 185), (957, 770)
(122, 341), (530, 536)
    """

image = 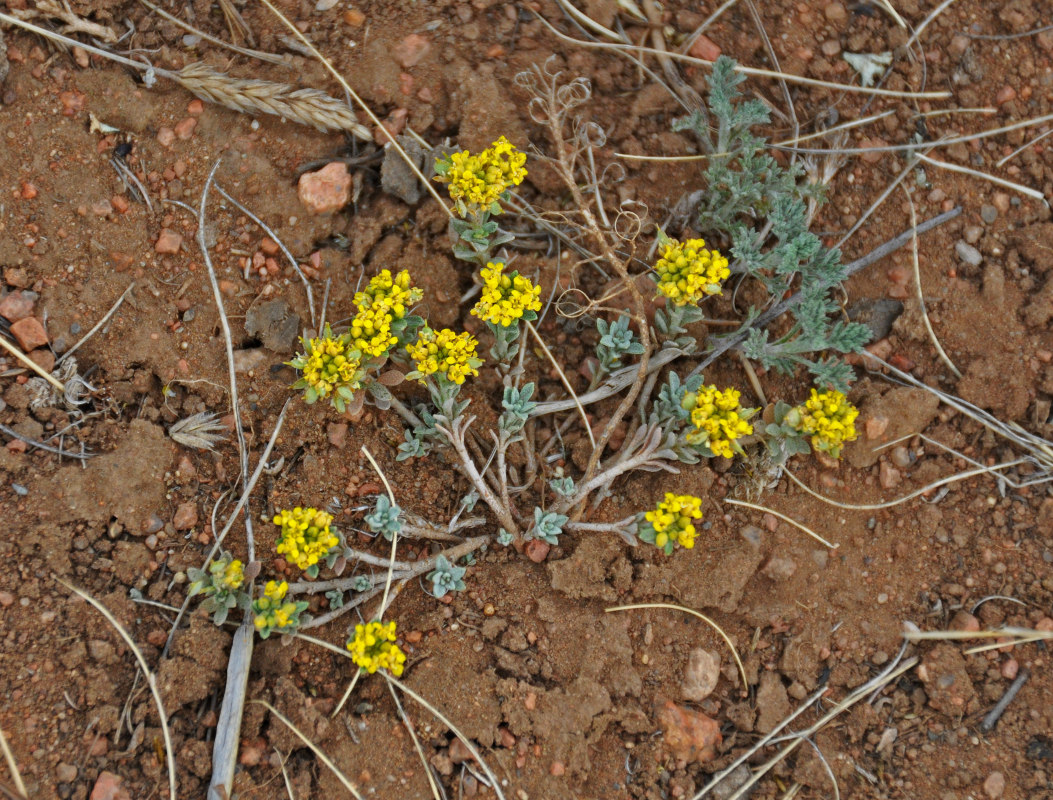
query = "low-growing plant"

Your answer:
(182, 56), (866, 688)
